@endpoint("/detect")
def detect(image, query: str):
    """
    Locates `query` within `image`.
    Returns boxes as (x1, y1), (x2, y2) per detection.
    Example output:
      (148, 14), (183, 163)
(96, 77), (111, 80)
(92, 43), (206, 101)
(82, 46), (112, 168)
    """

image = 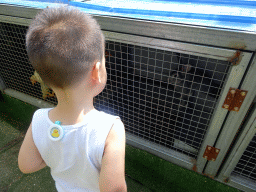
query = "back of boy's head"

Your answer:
(26, 5), (105, 90)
